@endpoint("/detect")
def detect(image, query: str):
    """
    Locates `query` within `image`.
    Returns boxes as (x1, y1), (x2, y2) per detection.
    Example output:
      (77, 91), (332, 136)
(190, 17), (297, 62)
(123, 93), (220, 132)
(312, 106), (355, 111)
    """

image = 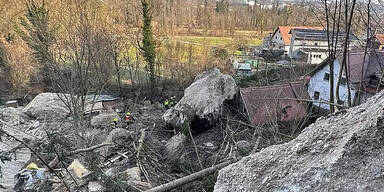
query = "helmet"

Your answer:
(113, 117), (118, 122)
(126, 112), (131, 116)
(26, 163), (38, 170)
